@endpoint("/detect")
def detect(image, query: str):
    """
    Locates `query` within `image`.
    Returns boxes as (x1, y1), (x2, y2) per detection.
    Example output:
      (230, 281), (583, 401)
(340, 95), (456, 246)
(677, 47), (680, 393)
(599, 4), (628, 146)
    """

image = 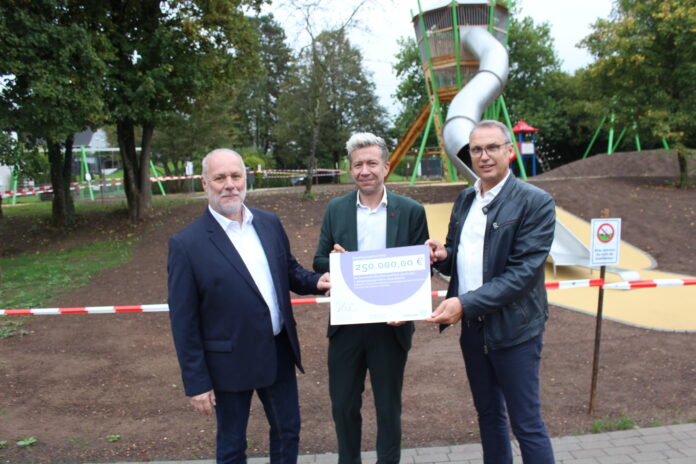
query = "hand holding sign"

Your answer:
(329, 244), (432, 325)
